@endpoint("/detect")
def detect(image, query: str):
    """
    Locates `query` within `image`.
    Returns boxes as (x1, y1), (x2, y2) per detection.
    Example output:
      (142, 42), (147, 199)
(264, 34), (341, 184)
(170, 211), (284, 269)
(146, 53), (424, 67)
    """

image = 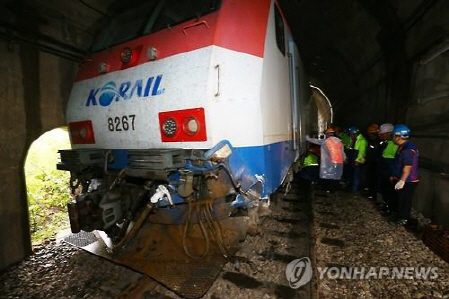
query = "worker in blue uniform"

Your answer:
(390, 124), (420, 226)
